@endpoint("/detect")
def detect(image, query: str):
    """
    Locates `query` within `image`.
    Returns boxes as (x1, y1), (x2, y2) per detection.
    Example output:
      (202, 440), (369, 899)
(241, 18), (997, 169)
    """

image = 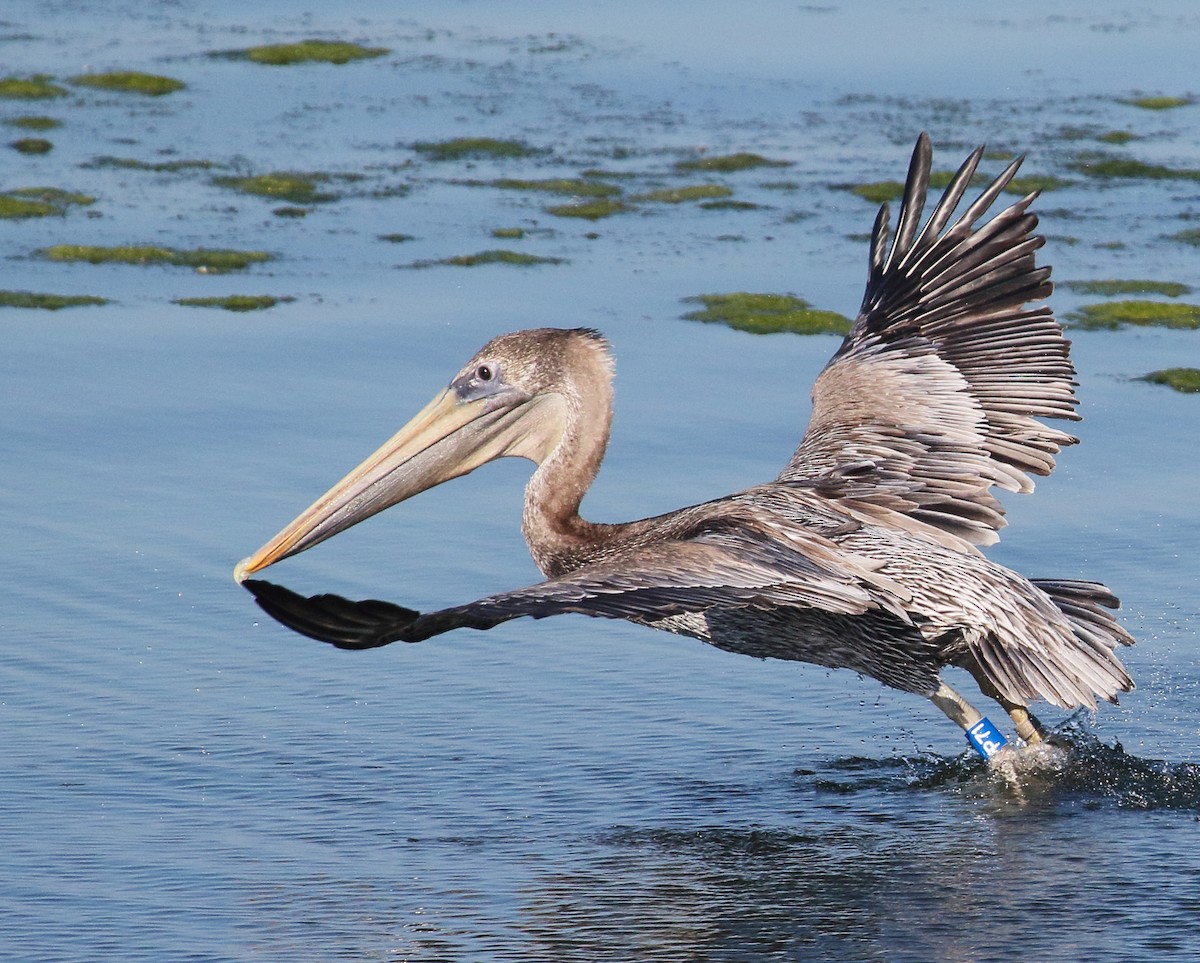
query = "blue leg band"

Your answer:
(966, 717), (1009, 759)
